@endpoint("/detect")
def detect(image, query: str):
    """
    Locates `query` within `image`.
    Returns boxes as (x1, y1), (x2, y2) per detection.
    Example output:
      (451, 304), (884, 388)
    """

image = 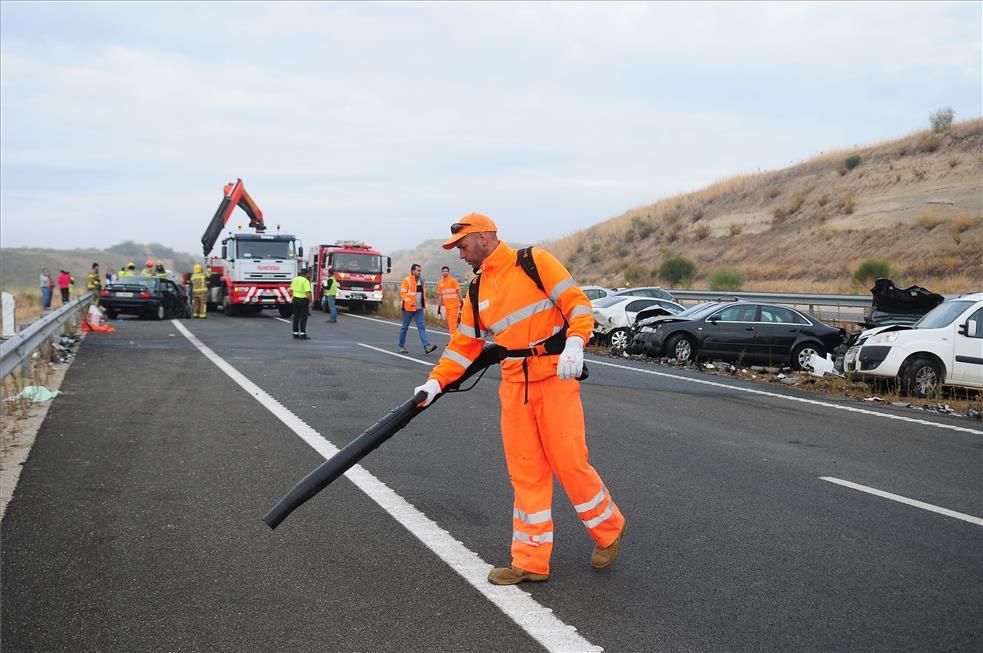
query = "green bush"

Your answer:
(929, 106), (954, 133)
(708, 267), (743, 291)
(623, 264), (650, 285)
(853, 259), (892, 286)
(844, 154), (862, 170)
(659, 256), (696, 286)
